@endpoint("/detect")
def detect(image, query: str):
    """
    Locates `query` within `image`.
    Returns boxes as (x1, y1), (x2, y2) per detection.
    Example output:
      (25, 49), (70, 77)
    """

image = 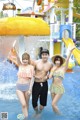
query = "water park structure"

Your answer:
(0, 1), (80, 120)
(0, 0), (80, 71)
